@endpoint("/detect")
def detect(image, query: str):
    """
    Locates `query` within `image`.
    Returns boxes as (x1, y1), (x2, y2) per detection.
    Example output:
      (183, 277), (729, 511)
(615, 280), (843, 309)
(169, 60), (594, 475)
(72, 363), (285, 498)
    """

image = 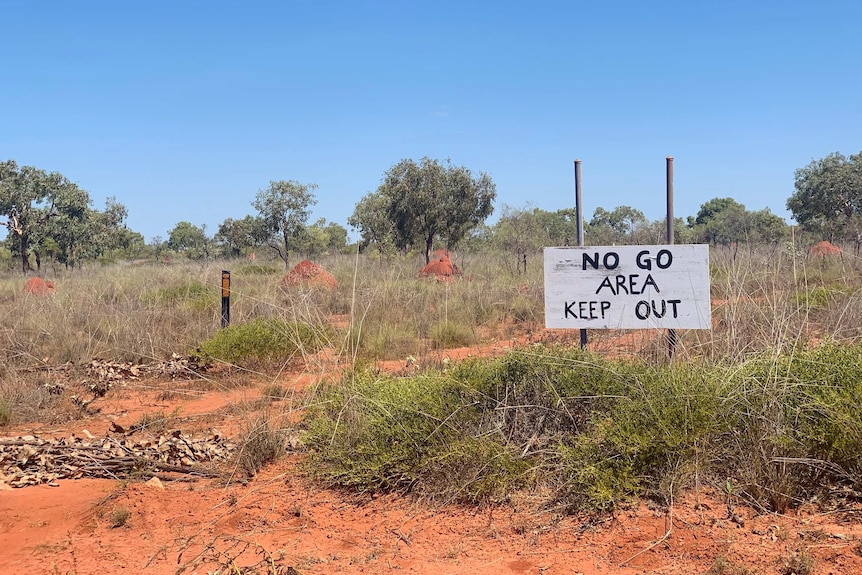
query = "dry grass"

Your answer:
(4, 246), (862, 516)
